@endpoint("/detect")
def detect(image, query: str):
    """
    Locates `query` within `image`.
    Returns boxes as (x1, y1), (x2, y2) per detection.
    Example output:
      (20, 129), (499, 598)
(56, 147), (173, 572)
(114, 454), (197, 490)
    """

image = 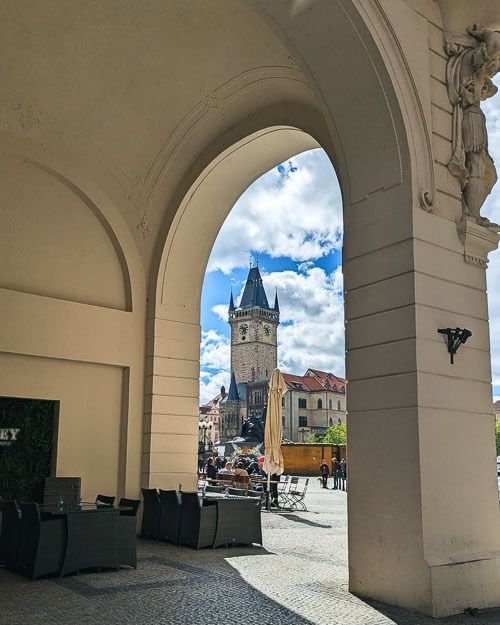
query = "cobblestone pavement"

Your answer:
(2, 480), (500, 625)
